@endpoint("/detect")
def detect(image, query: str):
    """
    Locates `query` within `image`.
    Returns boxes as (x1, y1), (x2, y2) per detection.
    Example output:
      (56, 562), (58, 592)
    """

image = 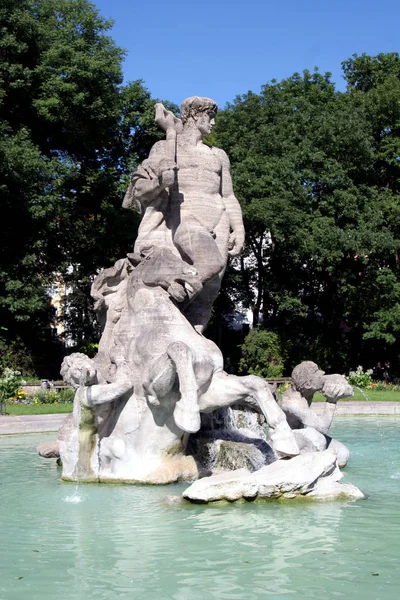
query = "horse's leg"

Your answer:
(198, 371), (299, 458)
(141, 341), (201, 433)
(167, 341), (201, 434)
(141, 353), (177, 406)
